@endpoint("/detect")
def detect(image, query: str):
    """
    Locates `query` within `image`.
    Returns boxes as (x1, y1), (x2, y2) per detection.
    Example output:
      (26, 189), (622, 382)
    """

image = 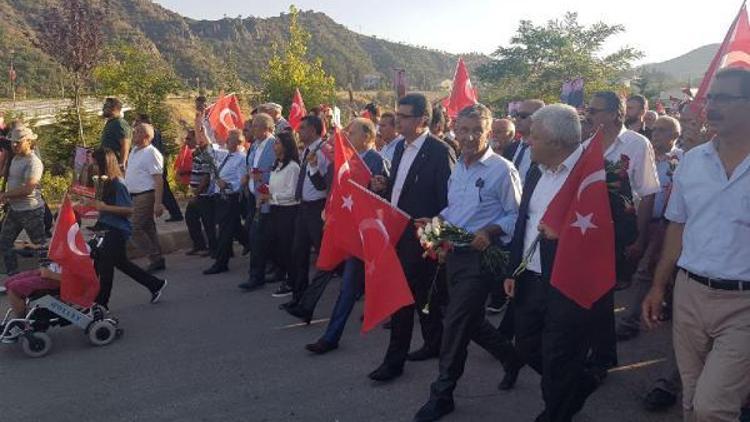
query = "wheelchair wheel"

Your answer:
(87, 320), (117, 346)
(20, 332), (52, 358)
